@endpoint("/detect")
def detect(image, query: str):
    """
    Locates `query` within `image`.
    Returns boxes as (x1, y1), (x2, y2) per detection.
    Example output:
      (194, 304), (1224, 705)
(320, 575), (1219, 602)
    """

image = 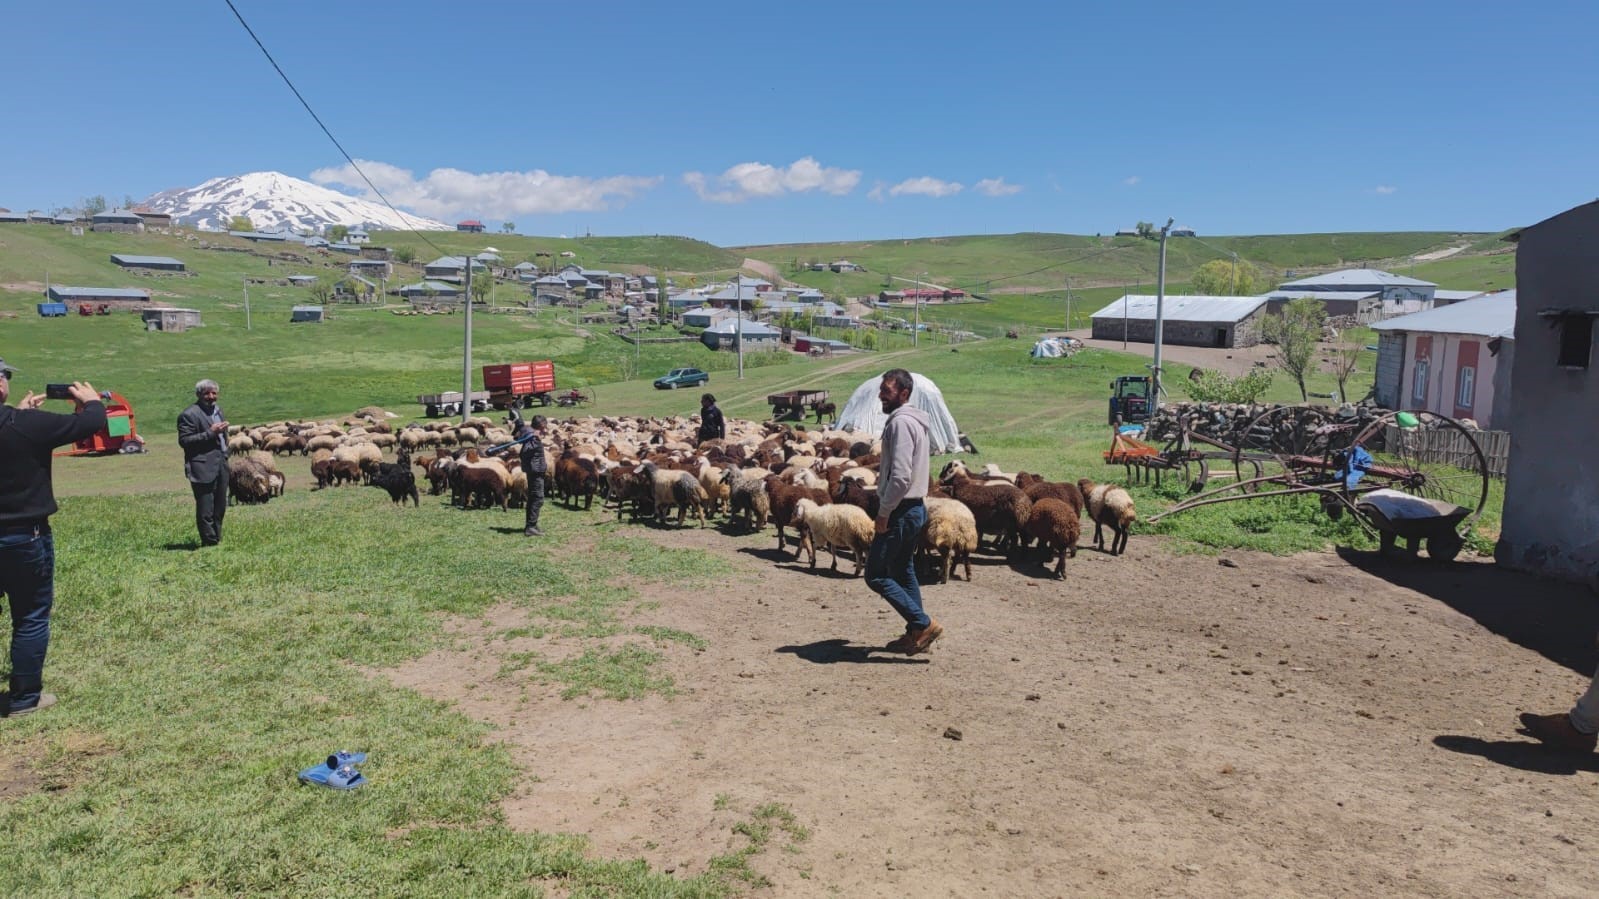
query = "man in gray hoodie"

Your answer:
(868, 369), (942, 654)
